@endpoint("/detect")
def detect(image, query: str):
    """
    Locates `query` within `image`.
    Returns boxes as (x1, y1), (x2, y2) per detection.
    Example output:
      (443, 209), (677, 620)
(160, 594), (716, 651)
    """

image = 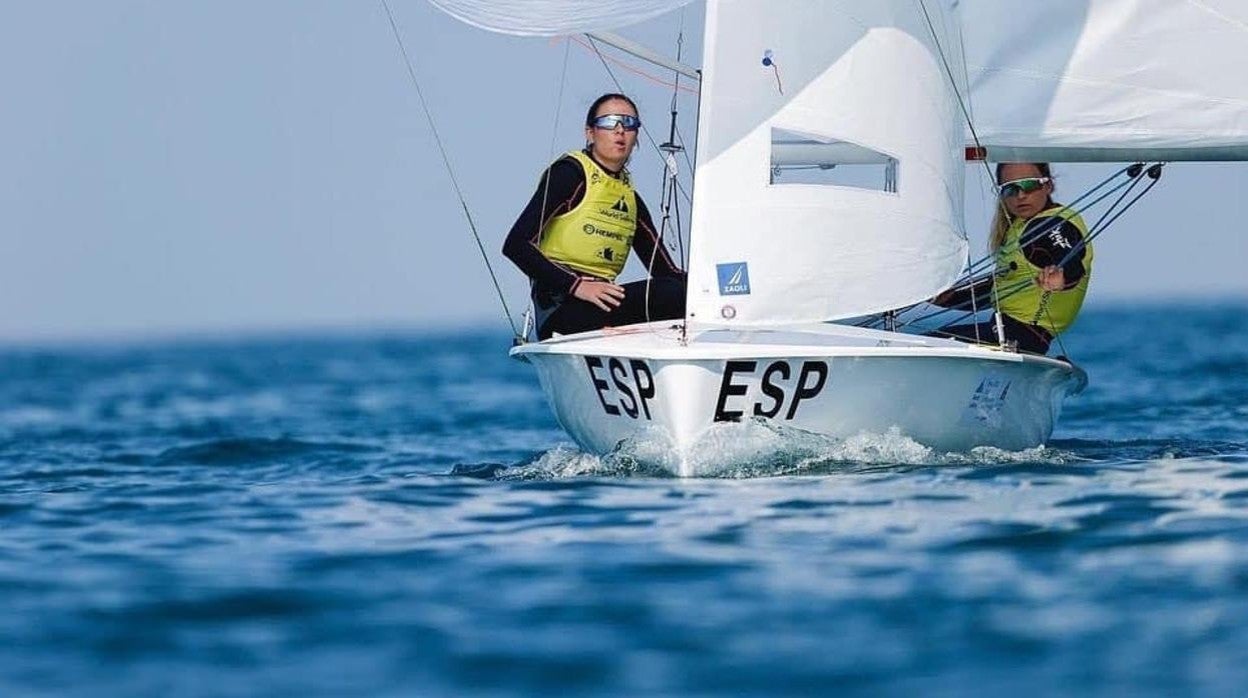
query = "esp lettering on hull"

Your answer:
(714, 360), (829, 422)
(584, 357), (656, 420)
